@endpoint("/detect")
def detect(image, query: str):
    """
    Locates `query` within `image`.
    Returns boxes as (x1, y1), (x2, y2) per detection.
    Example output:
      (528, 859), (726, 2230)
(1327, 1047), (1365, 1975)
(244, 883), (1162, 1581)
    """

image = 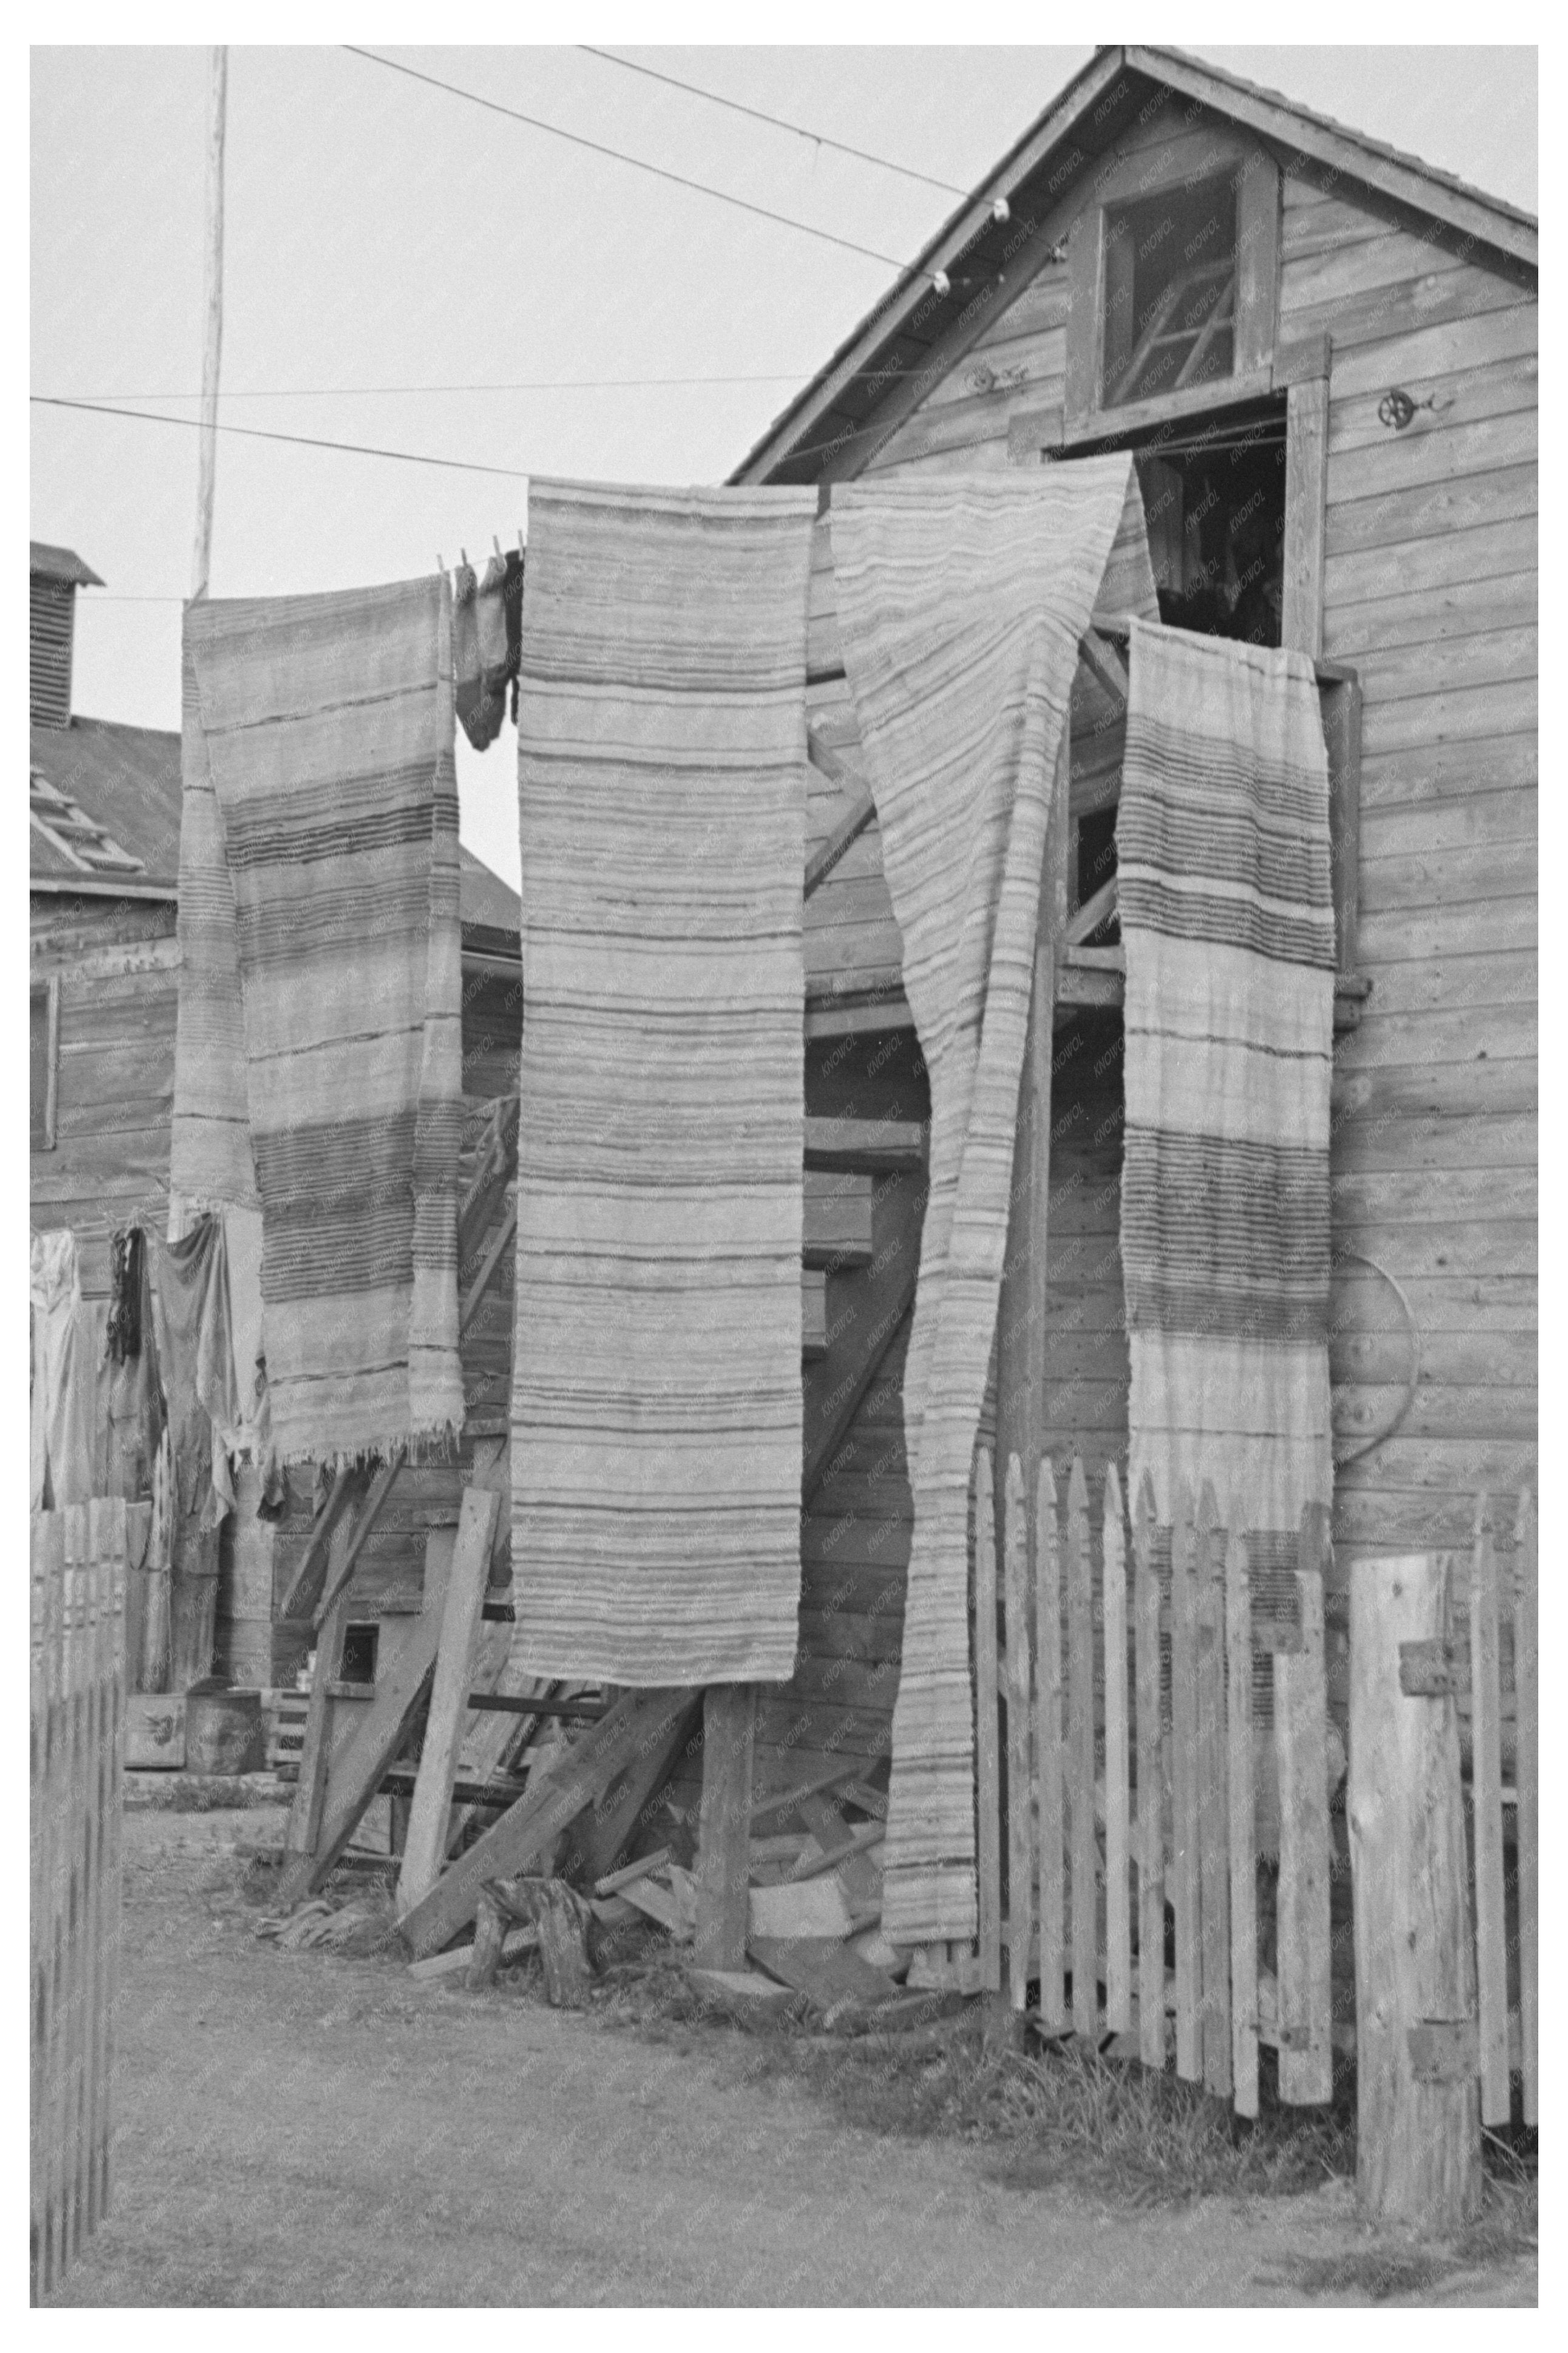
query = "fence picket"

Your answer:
(973, 1451), (1002, 1998)
(1102, 1465), (1131, 2034)
(1225, 1527), (1259, 2118)
(1066, 1460), (1097, 2037)
(1035, 1459), (1066, 2031)
(1469, 1495), (1509, 2126)
(1196, 1485), (1231, 2099)
(1133, 1472), (1164, 2070)
(1171, 1482), (1201, 2082)
(1515, 1490), (1538, 2125)
(1002, 1455), (1033, 2014)
(1276, 1505), (1334, 2104)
